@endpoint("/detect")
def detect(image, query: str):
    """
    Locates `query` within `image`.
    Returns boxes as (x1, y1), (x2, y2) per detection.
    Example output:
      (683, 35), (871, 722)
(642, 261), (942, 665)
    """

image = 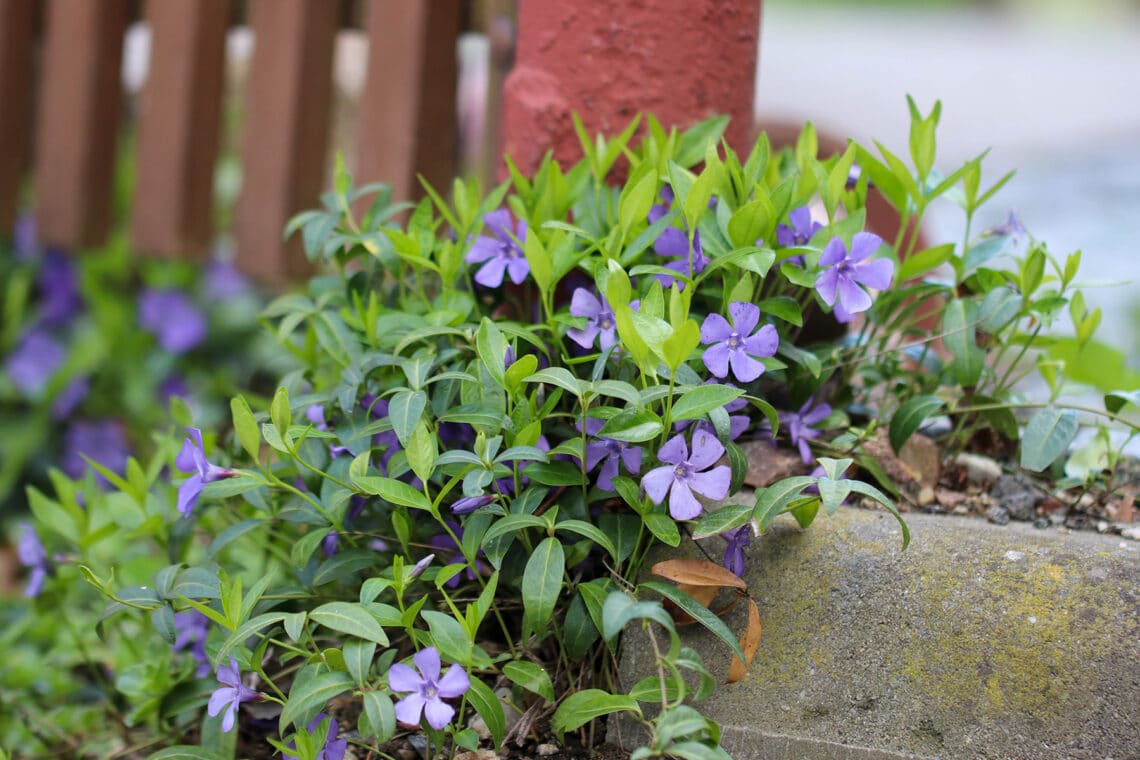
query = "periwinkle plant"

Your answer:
(7, 100), (1136, 760)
